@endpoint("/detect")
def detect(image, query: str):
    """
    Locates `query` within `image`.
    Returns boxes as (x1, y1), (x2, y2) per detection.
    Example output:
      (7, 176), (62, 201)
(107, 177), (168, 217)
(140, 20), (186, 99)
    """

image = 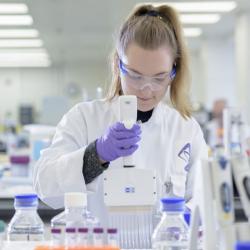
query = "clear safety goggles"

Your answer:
(119, 59), (176, 91)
